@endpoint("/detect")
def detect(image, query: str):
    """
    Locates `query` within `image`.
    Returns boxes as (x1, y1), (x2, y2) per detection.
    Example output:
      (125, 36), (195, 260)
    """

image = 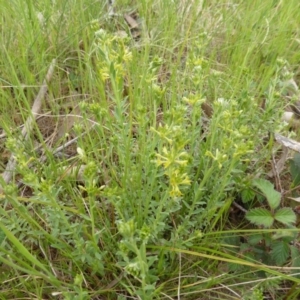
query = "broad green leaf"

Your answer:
(248, 234), (264, 245)
(246, 208), (274, 228)
(290, 153), (300, 186)
(223, 234), (240, 247)
(241, 188), (256, 203)
(274, 208), (296, 225)
(270, 240), (290, 266)
(272, 229), (296, 241)
(263, 233), (273, 247)
(253, 178), (281, 209)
